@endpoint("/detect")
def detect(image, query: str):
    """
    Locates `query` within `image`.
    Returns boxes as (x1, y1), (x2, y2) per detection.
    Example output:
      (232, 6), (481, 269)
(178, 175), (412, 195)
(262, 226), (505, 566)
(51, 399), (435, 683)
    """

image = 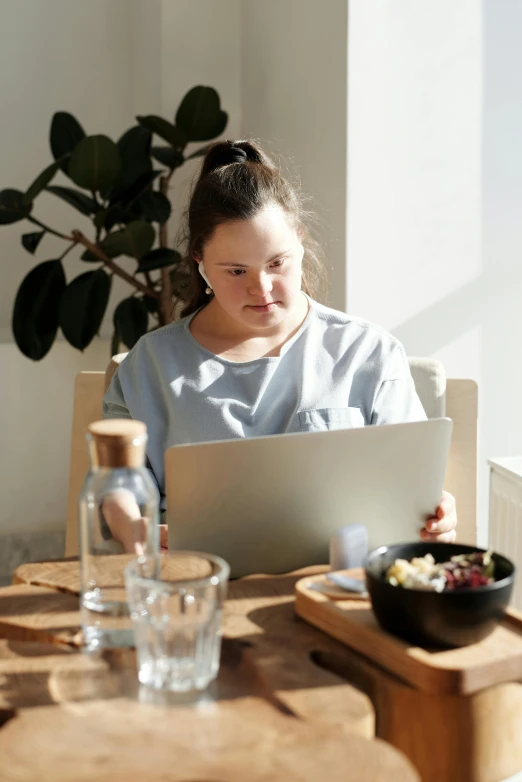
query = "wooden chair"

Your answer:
(65, 356), (478, 556)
